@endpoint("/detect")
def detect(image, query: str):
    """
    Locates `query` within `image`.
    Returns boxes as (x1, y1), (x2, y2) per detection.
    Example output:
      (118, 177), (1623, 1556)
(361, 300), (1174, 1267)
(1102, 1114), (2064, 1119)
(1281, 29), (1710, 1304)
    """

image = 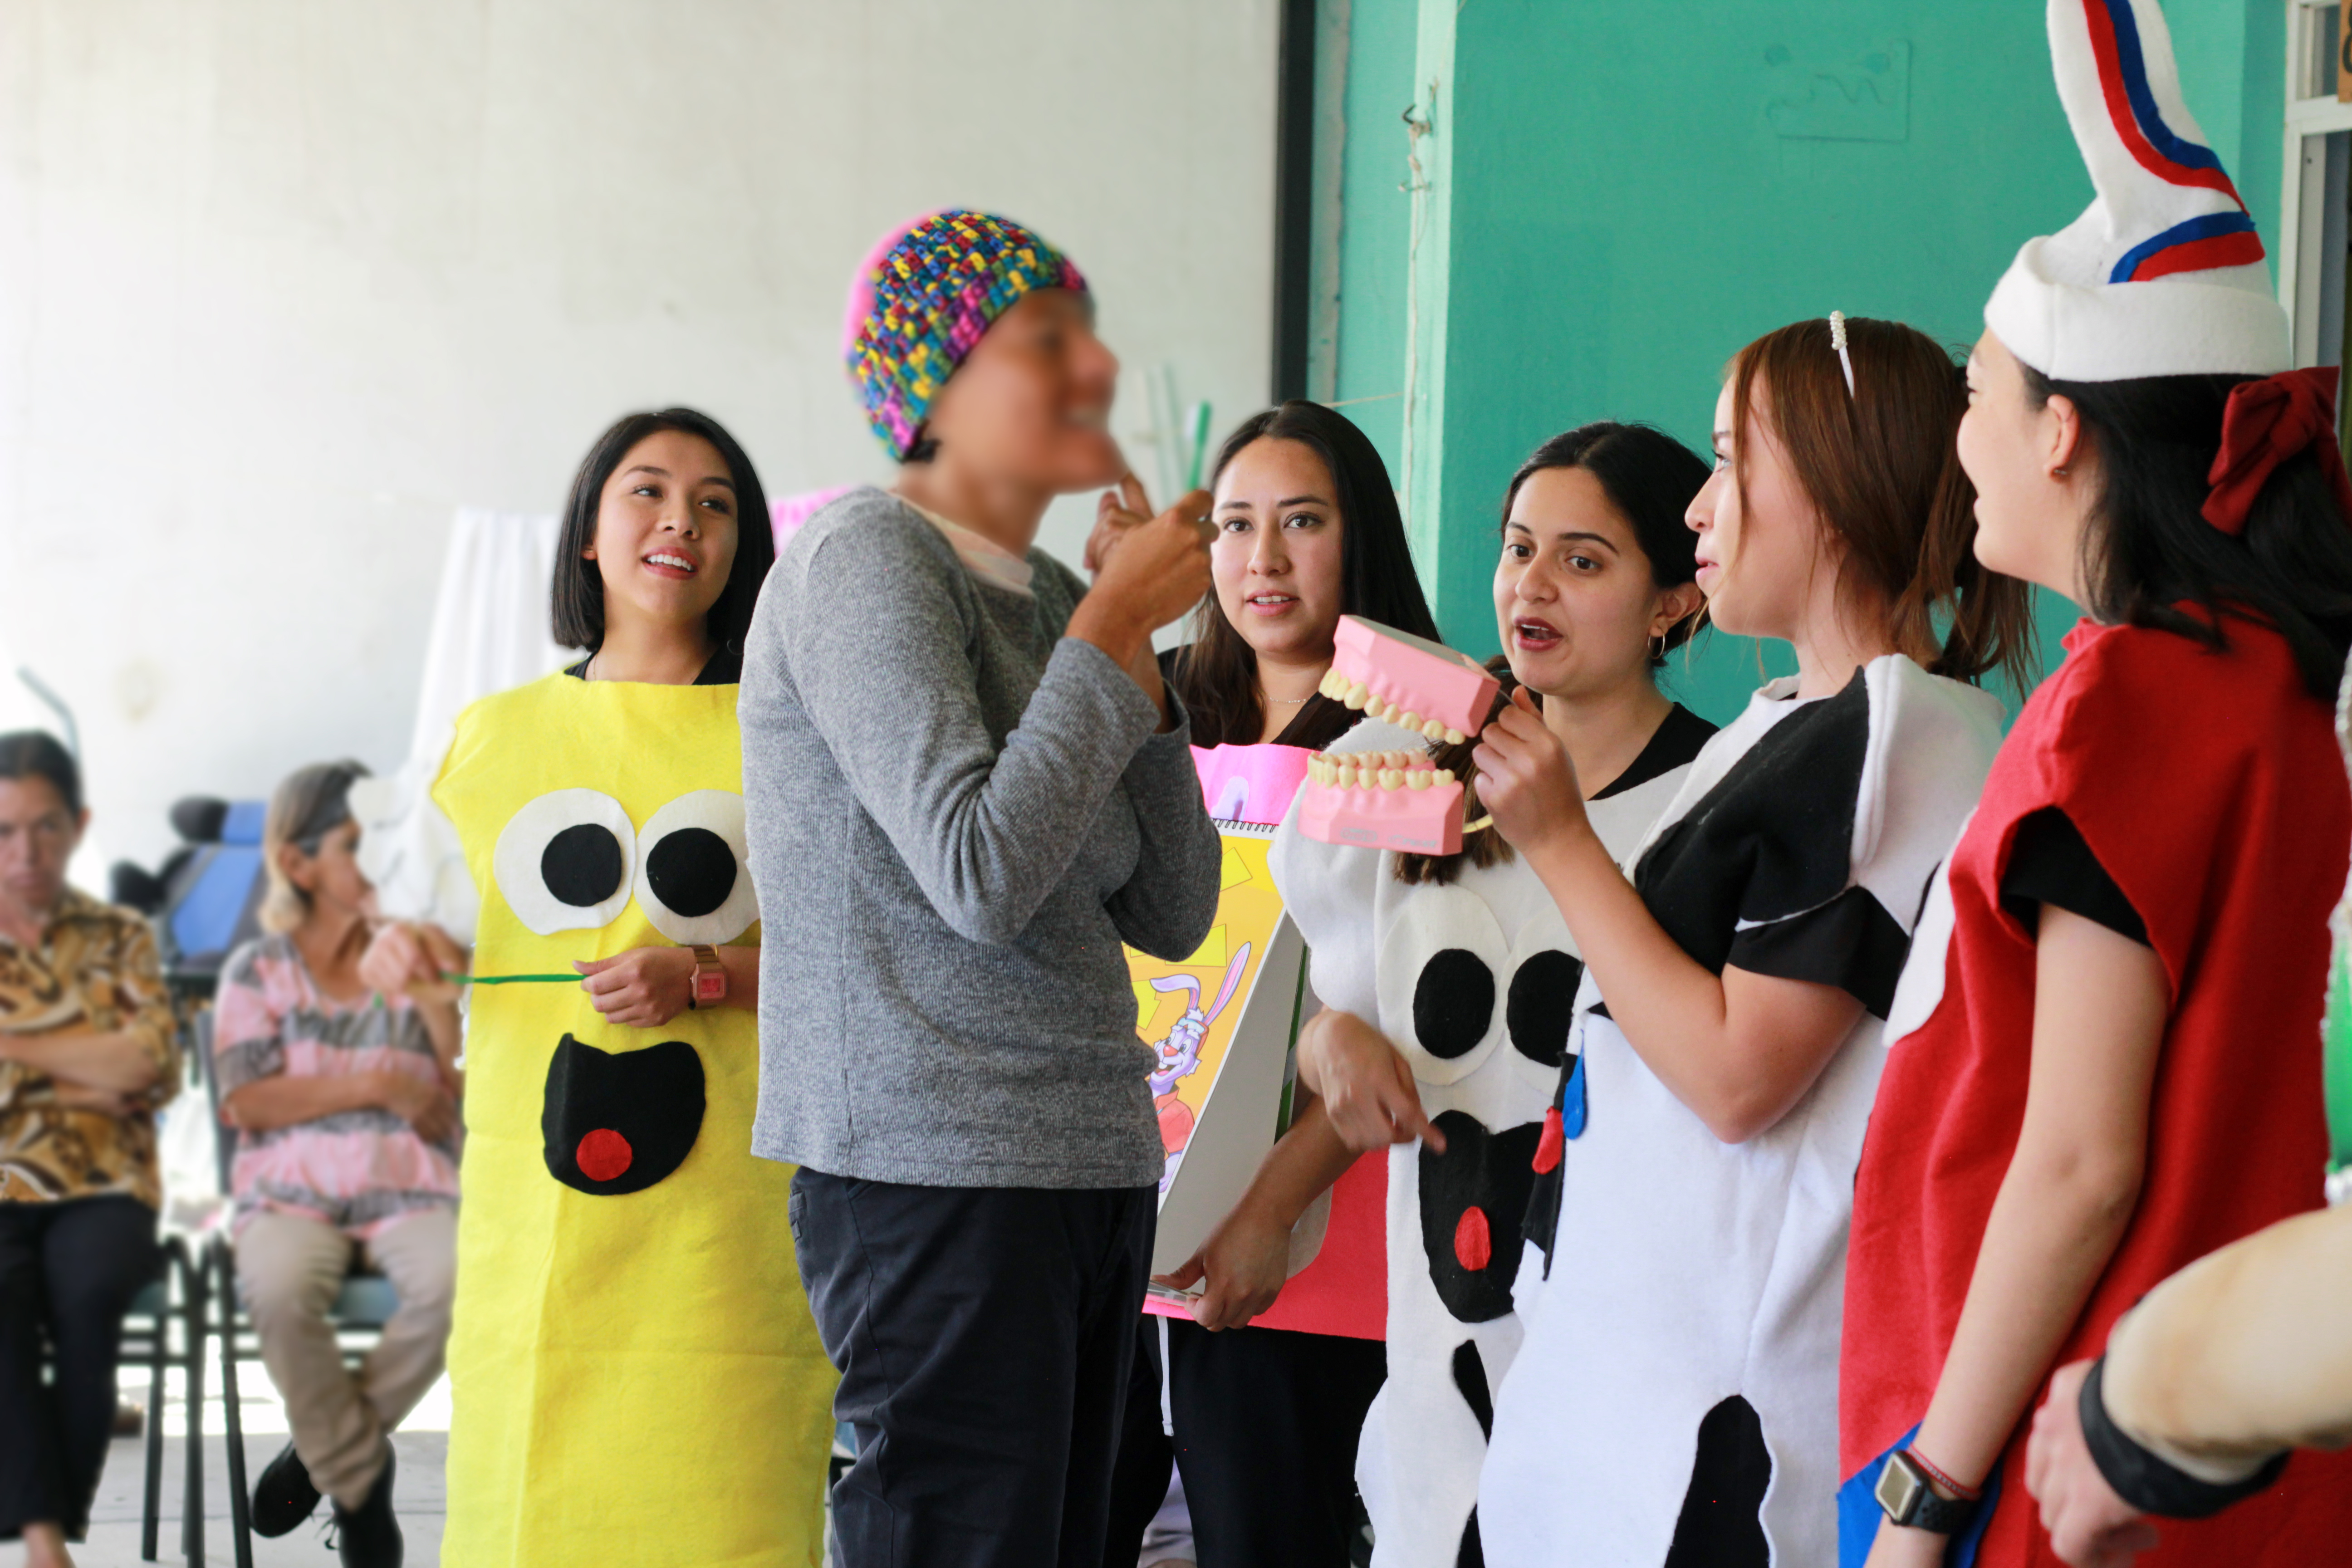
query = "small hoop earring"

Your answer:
(2053, 464), (2069, 477)
(1648, 632), (1667, 662)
